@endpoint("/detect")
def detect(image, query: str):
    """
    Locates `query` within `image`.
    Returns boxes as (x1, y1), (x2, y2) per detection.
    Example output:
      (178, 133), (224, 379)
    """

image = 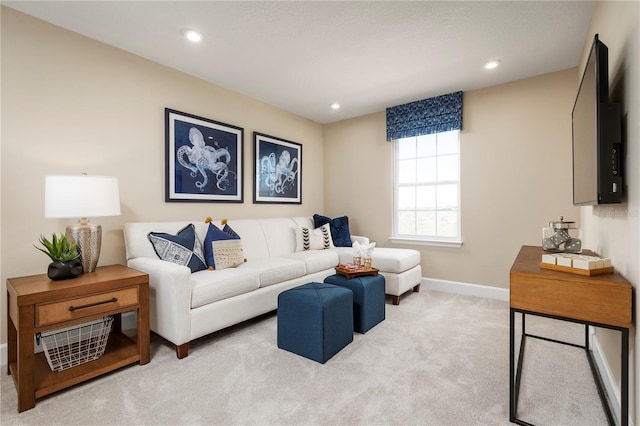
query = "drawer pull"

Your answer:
(68, 297), (118, 312)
